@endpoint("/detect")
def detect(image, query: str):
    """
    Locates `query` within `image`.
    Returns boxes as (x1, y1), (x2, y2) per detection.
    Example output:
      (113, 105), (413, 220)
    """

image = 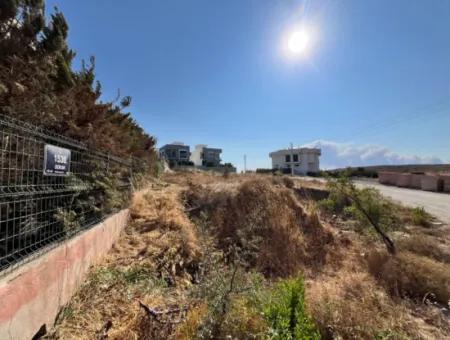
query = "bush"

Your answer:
(264, 277), (320, 340)
(319, 176), (398, 254)
(398, 235), (450, 263)
(410, 207), (431, 227)
(211, 179), (333, 277)
(367, 250), (450, 304)
(307, 272), (415, 339)
(343, 187), (399, 233)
